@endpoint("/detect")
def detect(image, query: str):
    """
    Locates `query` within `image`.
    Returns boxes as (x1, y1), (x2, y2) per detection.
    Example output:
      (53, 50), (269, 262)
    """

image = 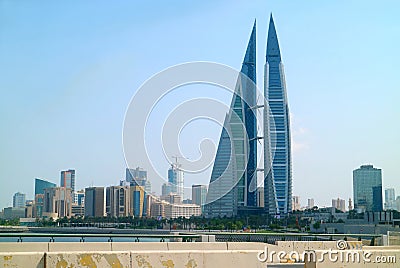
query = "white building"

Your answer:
(292, 196), (301, 211)
(164, 203), (201, 219)
(332, 198), (346, 212)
